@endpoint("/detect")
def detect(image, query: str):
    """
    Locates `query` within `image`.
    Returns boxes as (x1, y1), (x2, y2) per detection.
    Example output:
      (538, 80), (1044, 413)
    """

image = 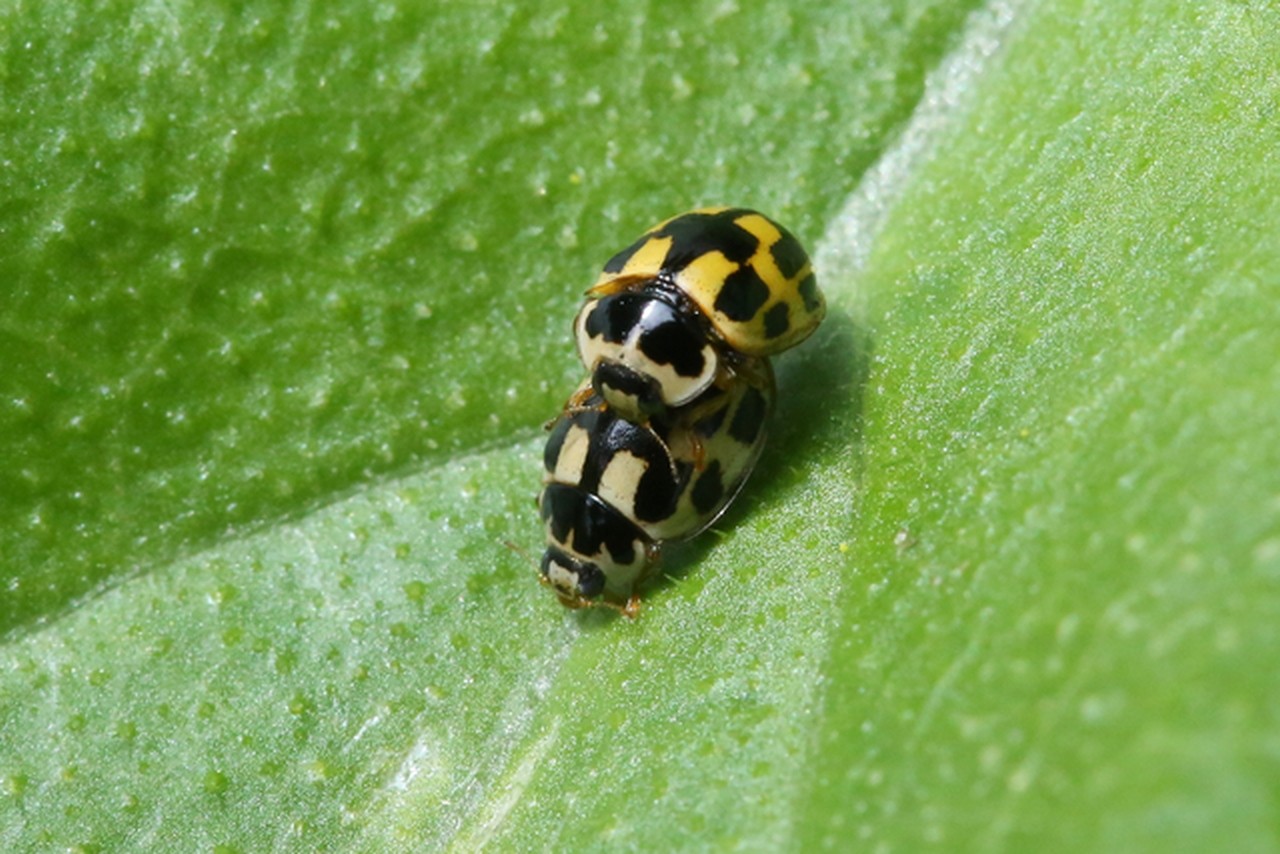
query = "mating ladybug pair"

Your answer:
(538, 207), (825, 616)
